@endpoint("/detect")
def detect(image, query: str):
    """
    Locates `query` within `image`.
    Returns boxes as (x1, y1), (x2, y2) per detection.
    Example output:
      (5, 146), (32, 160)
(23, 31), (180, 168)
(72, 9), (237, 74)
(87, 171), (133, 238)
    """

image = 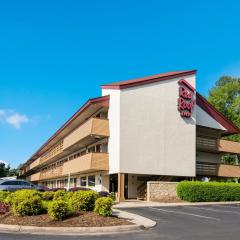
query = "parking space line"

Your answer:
(213, 204), (240, 209)
(149, 207), (220, 221)
(185, 206), (240, 215)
